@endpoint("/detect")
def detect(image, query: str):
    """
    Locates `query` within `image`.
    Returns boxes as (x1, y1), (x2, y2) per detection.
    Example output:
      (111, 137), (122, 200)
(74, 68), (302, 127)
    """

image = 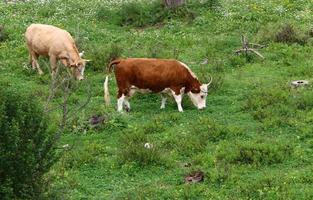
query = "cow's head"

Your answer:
(71, 59), (89, 81)
(187, 78), (212, 110)
(60, 52), (90, 81)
